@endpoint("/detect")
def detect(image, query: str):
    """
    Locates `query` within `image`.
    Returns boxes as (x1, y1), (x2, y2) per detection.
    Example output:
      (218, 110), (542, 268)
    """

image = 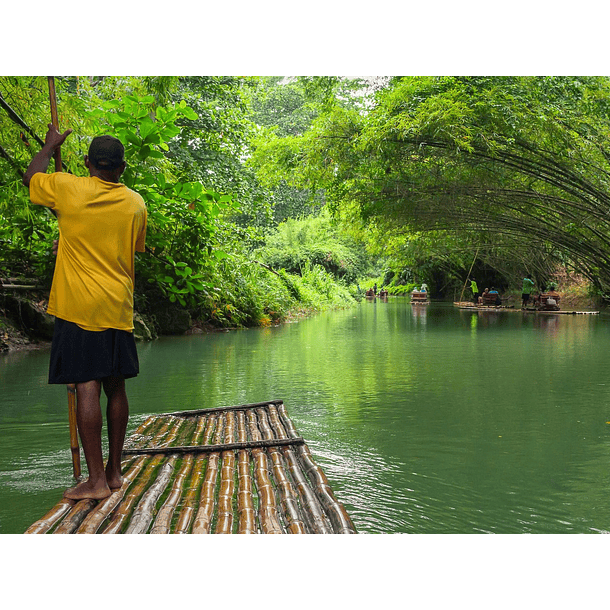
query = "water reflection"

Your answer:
(3, 302), (610, 533)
